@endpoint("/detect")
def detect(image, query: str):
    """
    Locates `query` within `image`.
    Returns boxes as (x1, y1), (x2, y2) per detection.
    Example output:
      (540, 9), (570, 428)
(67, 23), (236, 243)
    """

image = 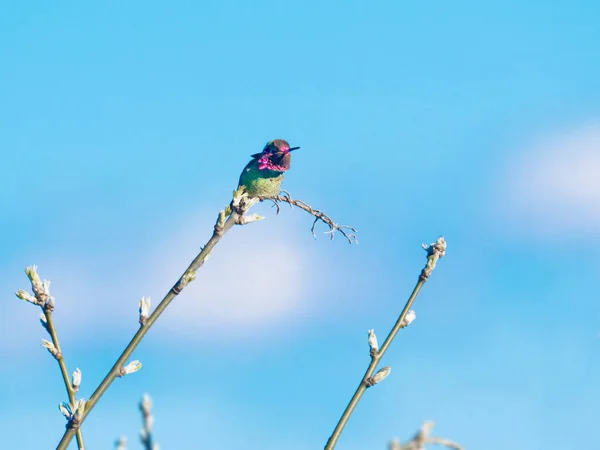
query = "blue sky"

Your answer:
(2, 1), (600, 449)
